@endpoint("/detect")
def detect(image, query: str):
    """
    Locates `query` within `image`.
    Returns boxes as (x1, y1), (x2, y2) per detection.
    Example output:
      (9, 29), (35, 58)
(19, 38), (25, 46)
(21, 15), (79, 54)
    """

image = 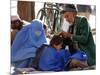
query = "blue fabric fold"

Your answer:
(39, 46), (71, 71)
(70, 50), (88, 61)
